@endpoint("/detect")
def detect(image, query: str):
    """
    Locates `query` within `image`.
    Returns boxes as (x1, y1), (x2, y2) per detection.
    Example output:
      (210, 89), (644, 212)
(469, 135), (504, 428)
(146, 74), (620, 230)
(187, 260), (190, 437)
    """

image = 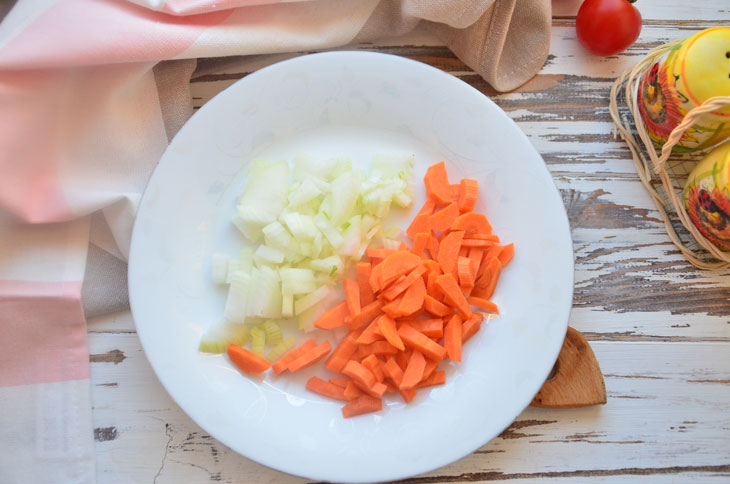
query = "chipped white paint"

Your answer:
(93, 5), (730, 482)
